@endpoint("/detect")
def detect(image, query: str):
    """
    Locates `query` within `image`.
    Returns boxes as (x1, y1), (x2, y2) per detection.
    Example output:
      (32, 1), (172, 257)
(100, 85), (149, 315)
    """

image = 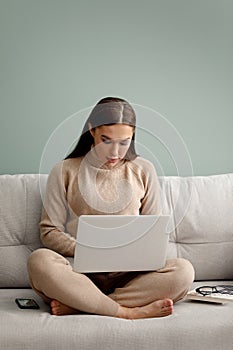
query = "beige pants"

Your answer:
(28, 248), (195, 317)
